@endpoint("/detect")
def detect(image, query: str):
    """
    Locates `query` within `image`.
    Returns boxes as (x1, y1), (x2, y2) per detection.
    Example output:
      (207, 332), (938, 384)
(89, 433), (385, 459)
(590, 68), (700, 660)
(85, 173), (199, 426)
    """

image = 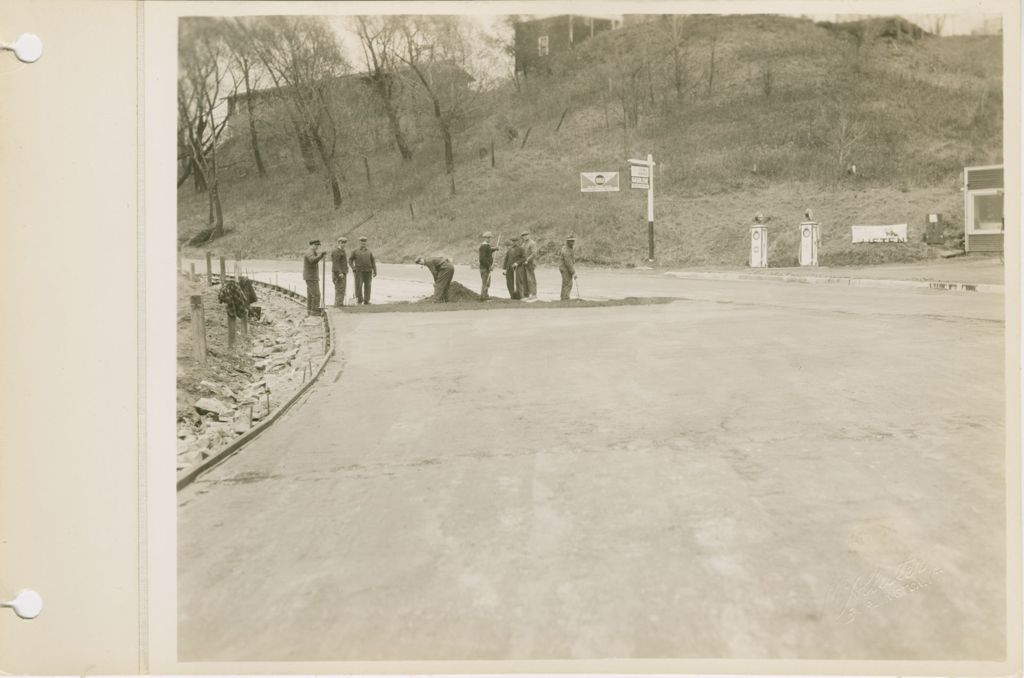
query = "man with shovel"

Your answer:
(559, 233), (578, 300)
(331, 236), (349, 307)
(502, 236), (525, 300)
(302, 239), (326, 316)
(415, 255), (456, 302)
(478, 231), (500, 301)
